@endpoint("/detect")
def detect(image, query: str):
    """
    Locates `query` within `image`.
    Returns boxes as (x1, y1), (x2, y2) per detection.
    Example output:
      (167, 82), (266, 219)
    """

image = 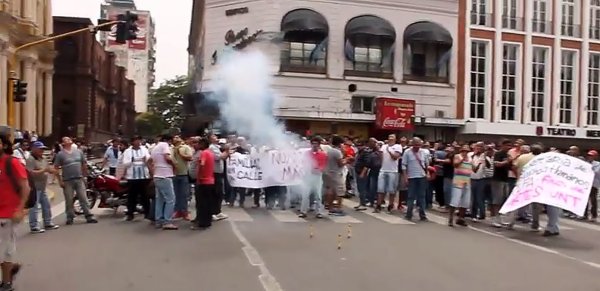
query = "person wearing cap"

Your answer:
(26, 141), (60, 233)
(585, 150), (599, 222)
